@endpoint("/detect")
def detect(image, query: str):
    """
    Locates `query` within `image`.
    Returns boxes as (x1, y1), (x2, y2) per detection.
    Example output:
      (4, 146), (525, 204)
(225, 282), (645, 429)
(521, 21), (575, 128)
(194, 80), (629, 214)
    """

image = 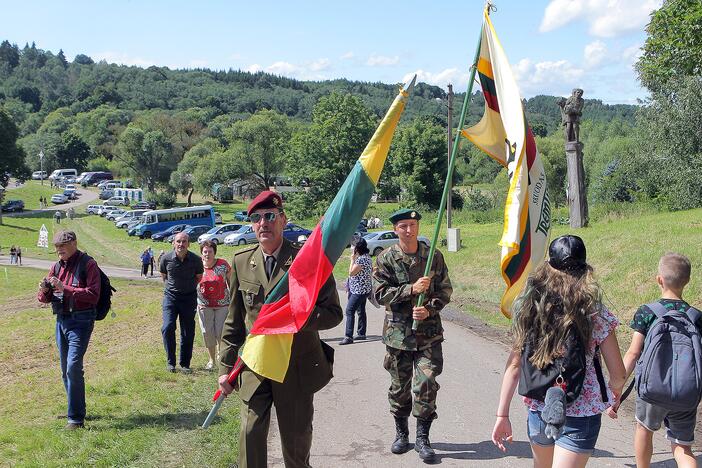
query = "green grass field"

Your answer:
(0, 269), (241, 467)
(3, 182), (702, 465)
(2, 180), (61, 210)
